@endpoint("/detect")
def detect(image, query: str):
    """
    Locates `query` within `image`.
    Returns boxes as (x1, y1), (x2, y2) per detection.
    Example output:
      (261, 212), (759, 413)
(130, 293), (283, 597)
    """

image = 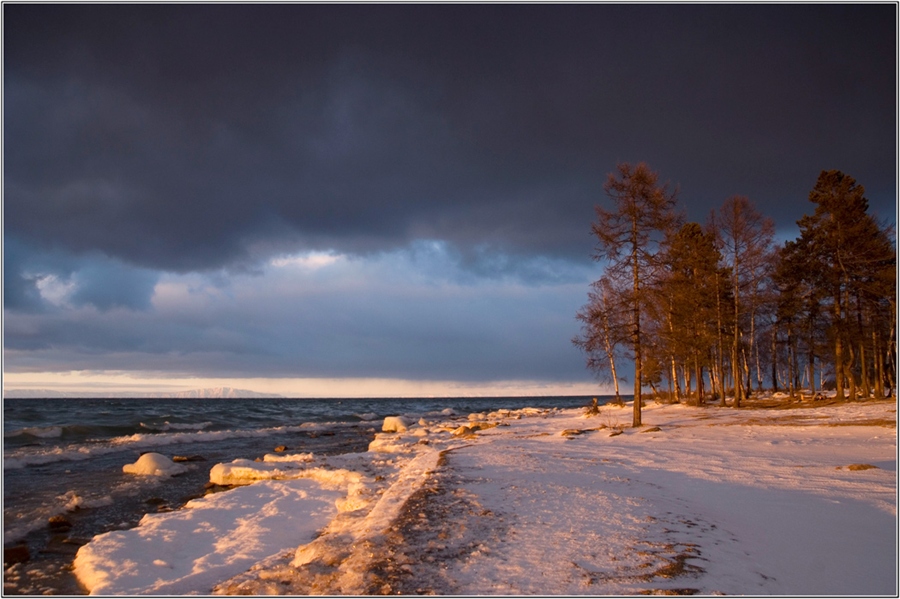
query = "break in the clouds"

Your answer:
(5, 242), (594, 383)
(3, 4), (896, 392)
